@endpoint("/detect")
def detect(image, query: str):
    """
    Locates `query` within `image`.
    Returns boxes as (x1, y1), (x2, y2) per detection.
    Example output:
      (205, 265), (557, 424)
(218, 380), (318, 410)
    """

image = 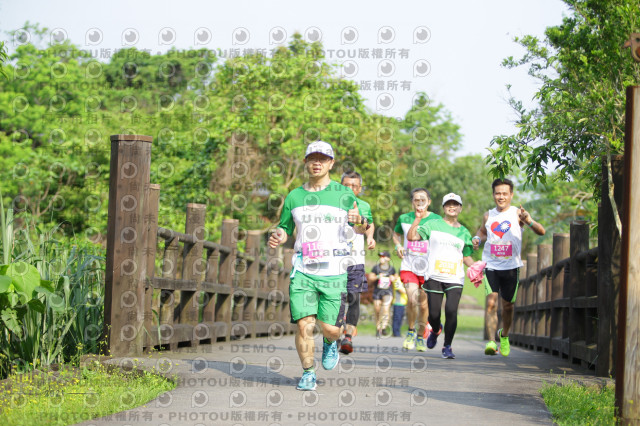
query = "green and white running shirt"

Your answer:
(416, 219), (473, 285)
(278, 180), (358, 276)
(352, 197), (373, 266)
(394, 212), (442, 276)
